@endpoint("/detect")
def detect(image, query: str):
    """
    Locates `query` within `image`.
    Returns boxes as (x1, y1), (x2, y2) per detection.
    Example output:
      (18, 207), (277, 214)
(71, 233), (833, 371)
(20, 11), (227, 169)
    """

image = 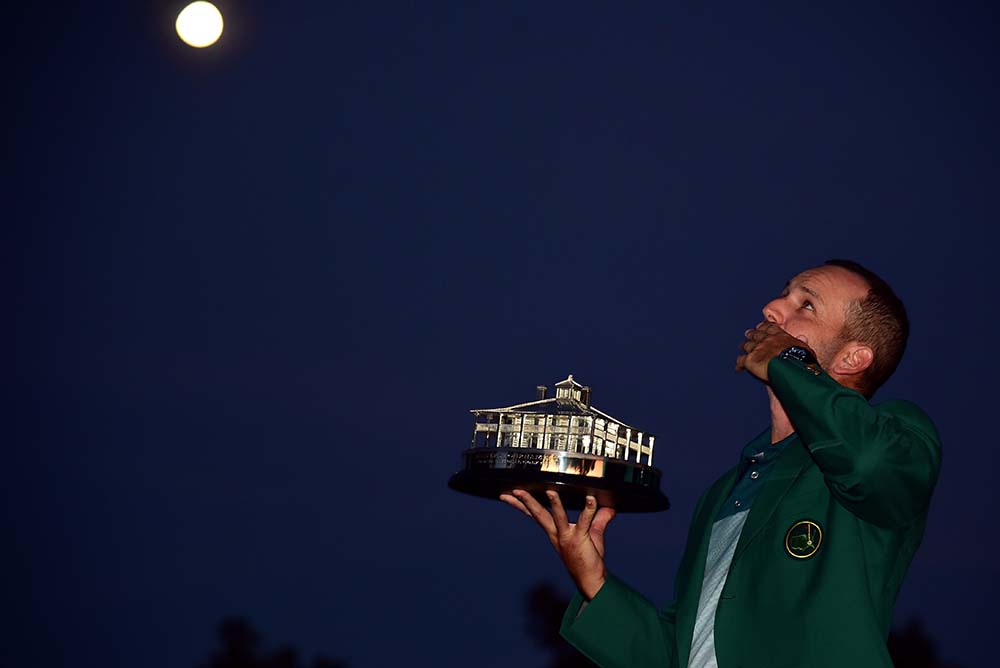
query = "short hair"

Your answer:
(824, 259), (909, 397)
